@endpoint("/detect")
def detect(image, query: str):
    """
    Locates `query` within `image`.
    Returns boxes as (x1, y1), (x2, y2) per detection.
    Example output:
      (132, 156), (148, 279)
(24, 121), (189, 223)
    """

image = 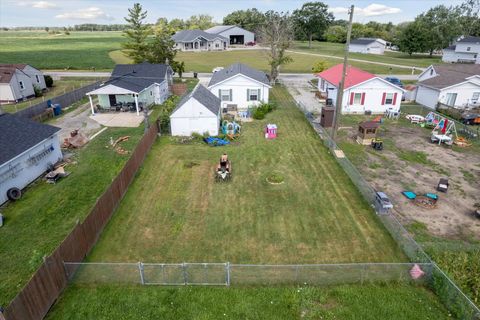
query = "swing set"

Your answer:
(425, 112), (458, 145)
